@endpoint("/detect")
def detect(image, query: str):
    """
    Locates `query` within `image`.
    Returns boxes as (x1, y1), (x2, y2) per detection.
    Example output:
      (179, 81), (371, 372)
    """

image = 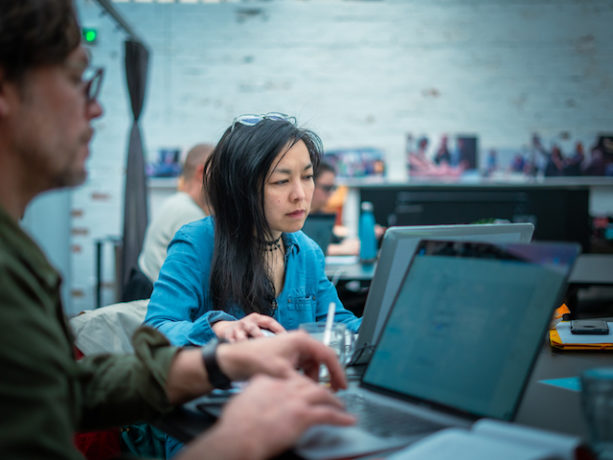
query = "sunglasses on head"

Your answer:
(231, 112), (296, 130)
